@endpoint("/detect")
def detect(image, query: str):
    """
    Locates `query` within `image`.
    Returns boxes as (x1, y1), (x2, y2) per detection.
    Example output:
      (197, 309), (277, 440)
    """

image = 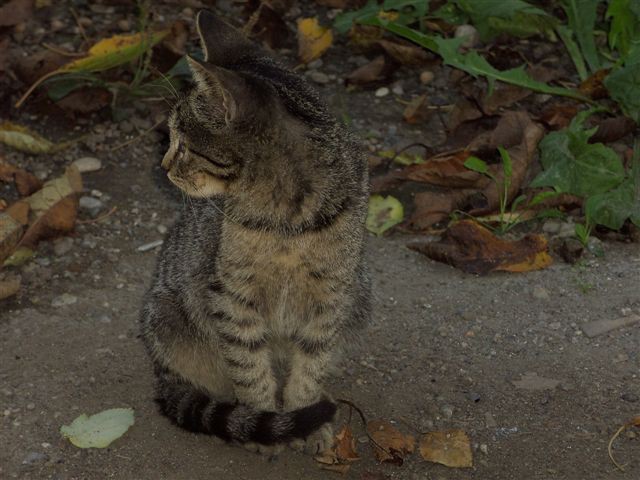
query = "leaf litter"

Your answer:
(60, 408), (135, 449)
(419, 429), (473, 468)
